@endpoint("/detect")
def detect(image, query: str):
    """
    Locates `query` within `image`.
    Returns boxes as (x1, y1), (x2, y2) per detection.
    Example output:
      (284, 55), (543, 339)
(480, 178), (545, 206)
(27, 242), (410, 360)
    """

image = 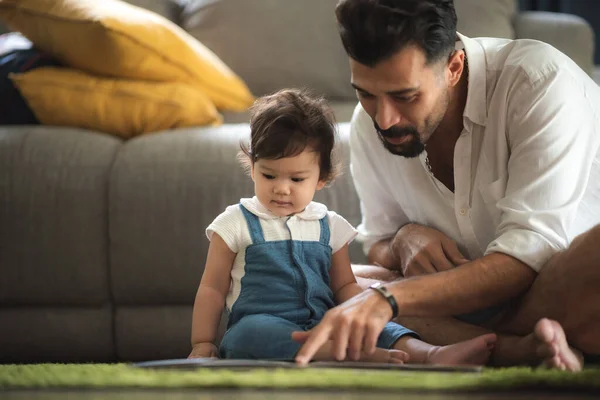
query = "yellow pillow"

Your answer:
(0, 0), (254, 111)
(11, 67), (223, 139)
